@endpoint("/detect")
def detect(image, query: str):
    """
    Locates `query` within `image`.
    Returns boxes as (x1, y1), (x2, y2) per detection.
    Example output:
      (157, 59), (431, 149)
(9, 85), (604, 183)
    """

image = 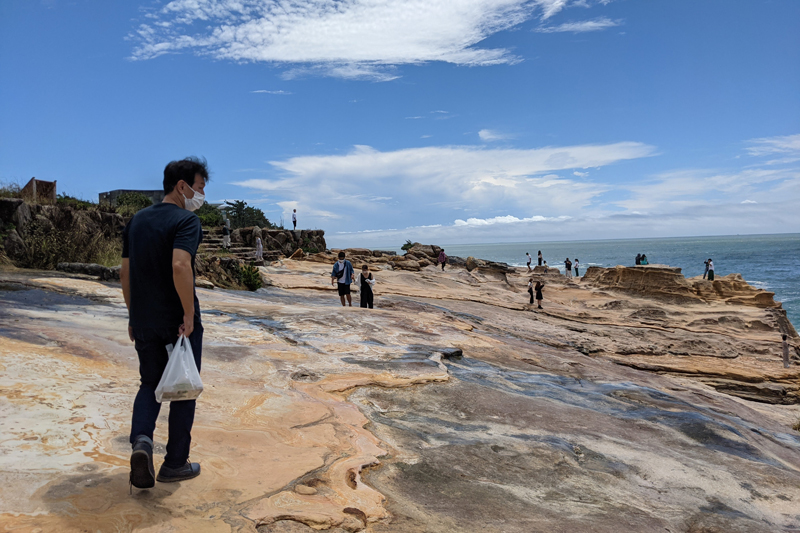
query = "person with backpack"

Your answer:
(331, 251), (355, 306)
